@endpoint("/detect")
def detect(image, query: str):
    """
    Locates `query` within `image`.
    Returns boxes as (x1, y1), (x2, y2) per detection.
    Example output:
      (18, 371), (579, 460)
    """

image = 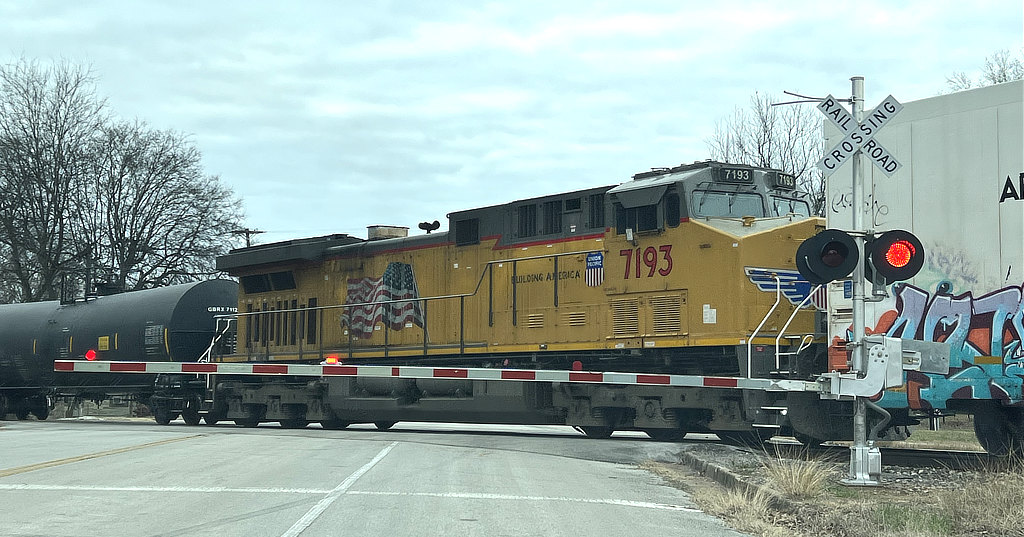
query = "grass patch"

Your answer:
(874, 504), (953, 535)
(762, 455), (834, 500)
